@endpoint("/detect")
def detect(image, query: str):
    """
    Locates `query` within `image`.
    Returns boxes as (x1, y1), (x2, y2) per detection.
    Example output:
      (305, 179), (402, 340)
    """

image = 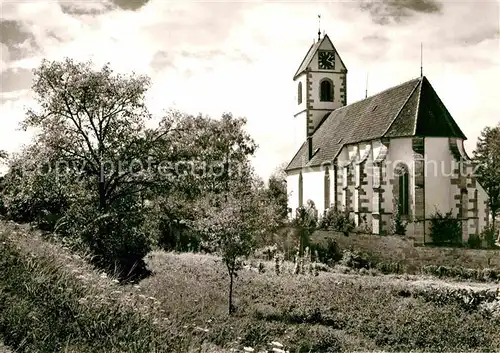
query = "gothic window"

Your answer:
(298, 82), (302, 105)
(396, 164), (409, 216)
(320, 79), (334, 102)
(298, 172), (303, 207)
(324, 167), (330, 210)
